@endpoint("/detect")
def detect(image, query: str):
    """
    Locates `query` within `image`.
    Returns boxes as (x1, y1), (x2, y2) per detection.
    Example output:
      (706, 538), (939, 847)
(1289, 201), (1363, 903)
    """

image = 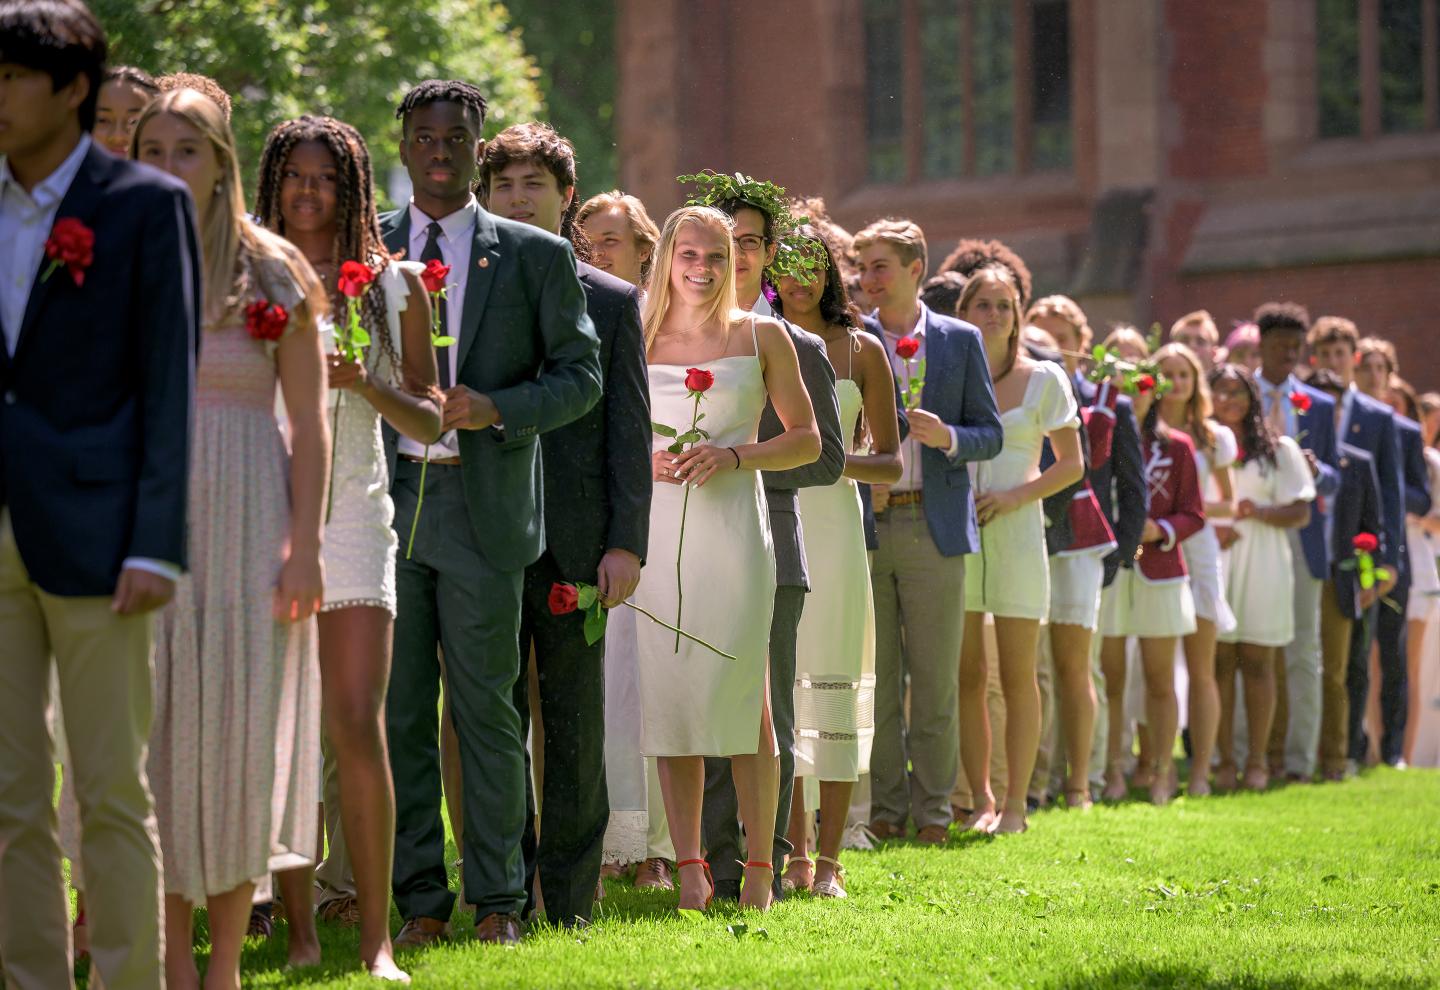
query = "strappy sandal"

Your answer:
(674, 858), (714, 911)
(741, 860), (774, 910)
(811, 855), (847, 899)
(780, 856), (813, 894)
